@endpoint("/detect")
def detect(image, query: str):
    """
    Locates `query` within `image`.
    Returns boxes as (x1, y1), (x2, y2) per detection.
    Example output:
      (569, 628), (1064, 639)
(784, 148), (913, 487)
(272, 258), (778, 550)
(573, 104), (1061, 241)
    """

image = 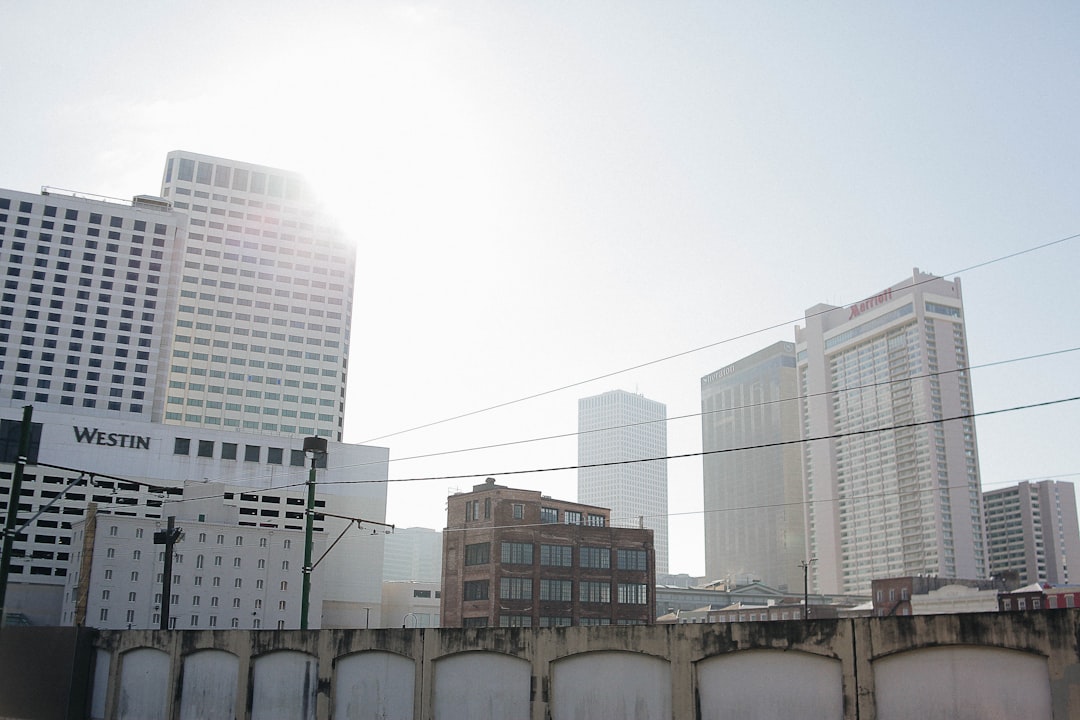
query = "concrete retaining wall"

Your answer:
(8, 611), (1080, 719)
